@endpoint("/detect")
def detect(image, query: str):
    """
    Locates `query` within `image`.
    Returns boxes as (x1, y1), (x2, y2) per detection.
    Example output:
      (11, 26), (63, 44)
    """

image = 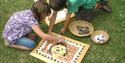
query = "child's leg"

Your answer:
(9, 37), (36, 50)
(75, 6), (94, 21)
(9, 45), (33, 51)
(4, 37), (36, 50)
(15, 37), (36, 49)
